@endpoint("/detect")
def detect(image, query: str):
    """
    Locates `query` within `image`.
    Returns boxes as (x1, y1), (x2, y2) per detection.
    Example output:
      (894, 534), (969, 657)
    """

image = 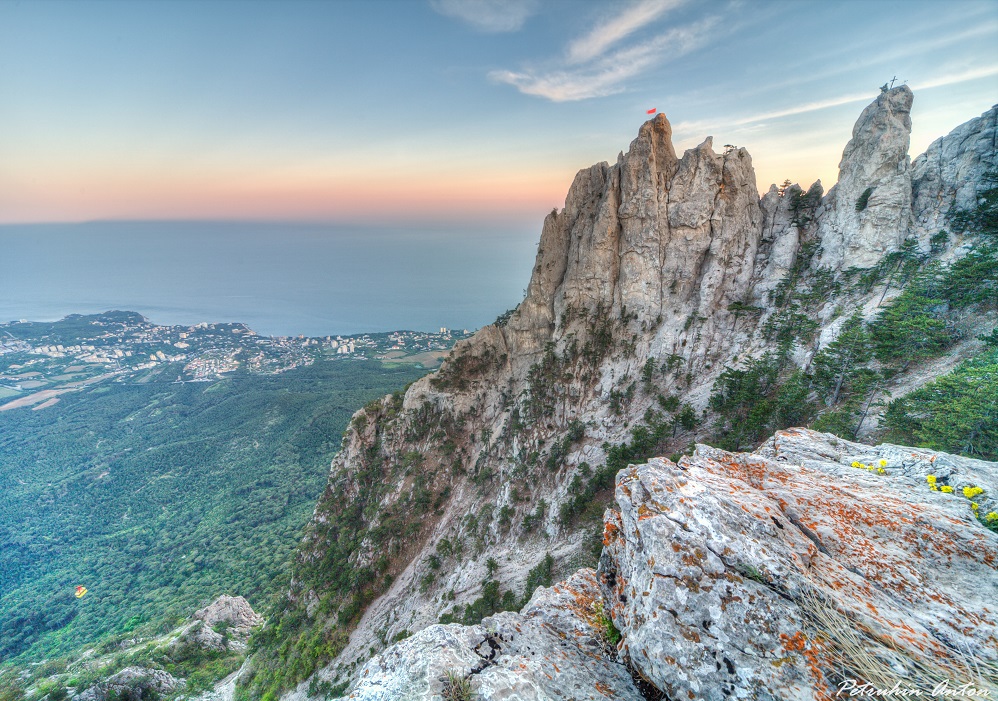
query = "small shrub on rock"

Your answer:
(441, 670), (474, 701)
